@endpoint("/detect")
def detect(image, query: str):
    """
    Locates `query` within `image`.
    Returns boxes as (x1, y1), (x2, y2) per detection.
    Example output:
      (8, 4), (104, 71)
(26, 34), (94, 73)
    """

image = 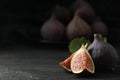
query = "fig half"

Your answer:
(59, 54), (74, 72)
(71, 45), (95, 74)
